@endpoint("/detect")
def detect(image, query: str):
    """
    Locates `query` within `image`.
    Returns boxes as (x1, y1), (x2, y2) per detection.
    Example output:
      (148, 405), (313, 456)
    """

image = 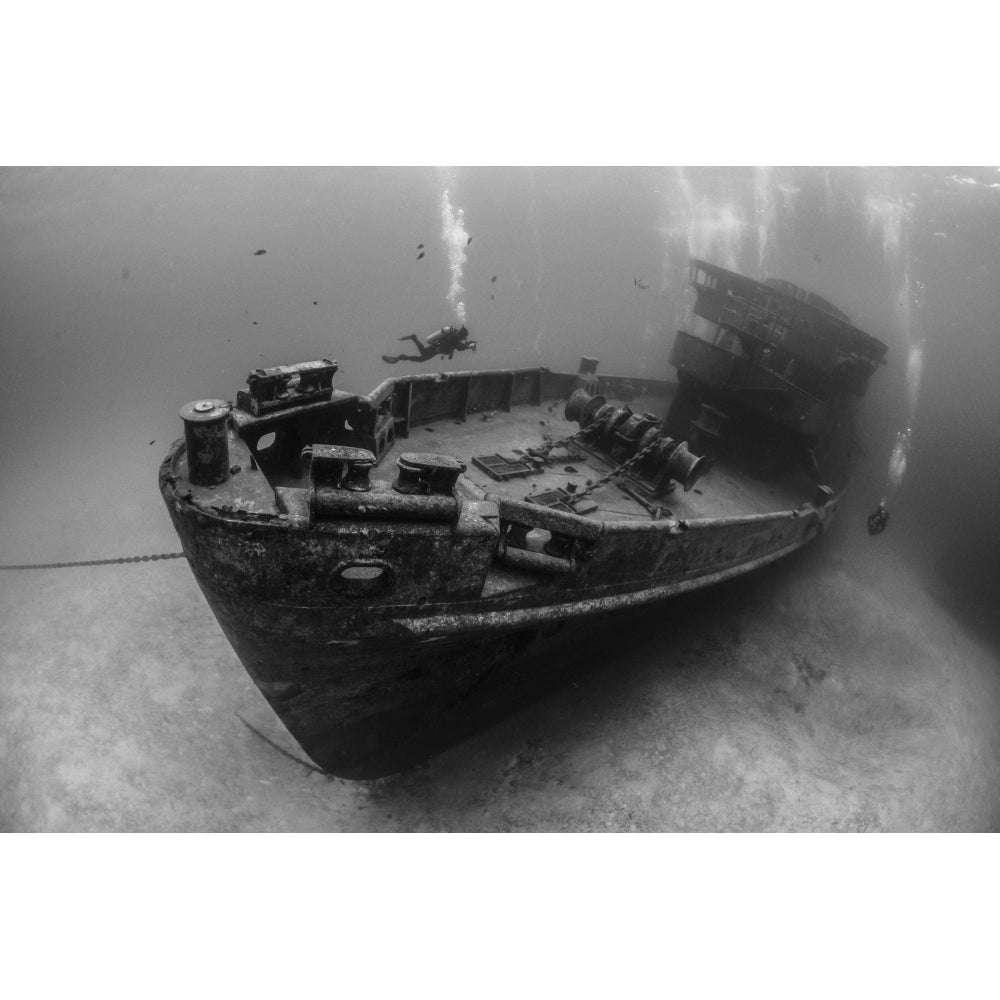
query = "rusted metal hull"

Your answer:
(162, 467), (838, 778)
